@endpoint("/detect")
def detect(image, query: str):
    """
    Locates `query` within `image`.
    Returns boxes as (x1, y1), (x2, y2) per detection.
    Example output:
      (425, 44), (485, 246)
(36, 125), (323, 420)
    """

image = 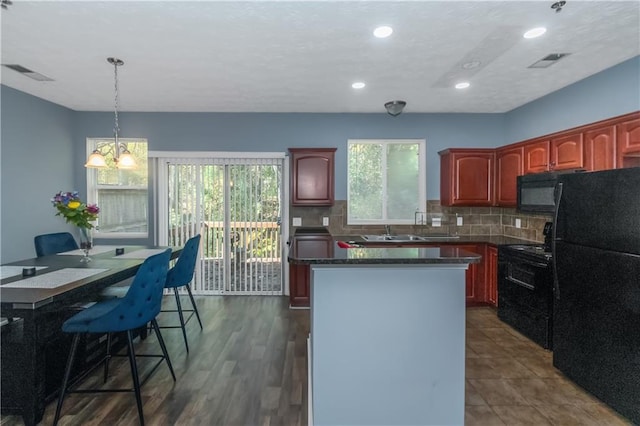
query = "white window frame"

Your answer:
(347, 139), (426, 225)
(86, 138), (149, 239)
